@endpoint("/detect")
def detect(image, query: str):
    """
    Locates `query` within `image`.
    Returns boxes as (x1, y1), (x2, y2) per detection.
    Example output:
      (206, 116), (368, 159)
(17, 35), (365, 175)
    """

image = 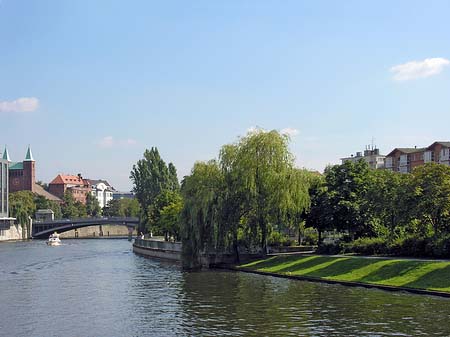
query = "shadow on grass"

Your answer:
(276, 256), (347, 275)
(404, 264), (450, 291)
(304, 257), (389, 279)
(359, 260), (428, 284)
(240, 255), (309, 270)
